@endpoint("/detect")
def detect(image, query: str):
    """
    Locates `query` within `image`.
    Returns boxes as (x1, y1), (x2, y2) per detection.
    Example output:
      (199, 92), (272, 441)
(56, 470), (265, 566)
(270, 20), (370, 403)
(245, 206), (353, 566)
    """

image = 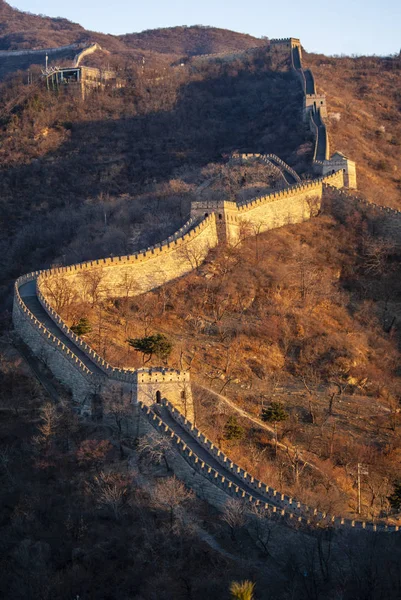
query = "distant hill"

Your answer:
(119, 26), (265, 56)
(0, 0), (88, 50)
